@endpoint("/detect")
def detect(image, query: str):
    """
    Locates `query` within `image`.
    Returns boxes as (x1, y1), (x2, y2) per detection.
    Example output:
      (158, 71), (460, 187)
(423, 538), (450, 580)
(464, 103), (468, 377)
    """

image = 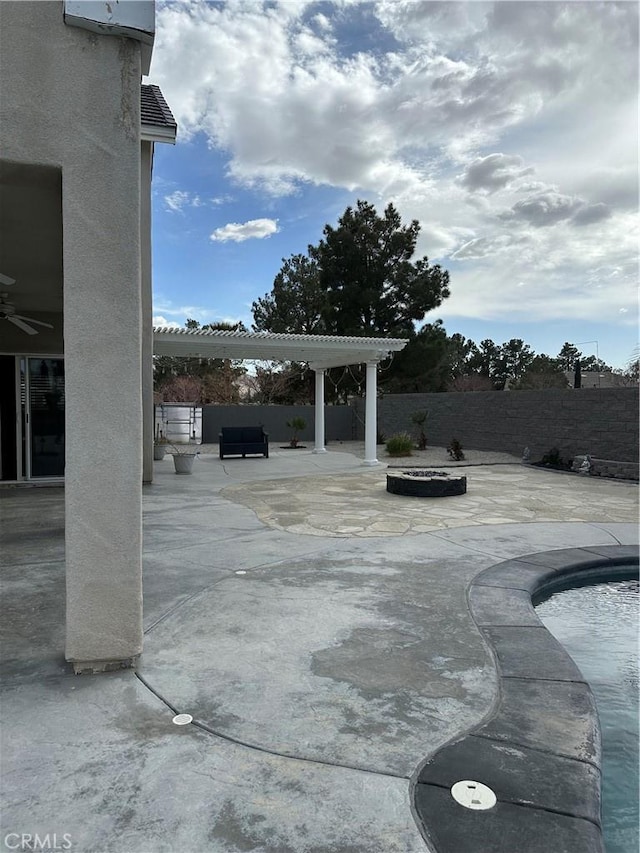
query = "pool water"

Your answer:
(535, 573), (639, 853)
